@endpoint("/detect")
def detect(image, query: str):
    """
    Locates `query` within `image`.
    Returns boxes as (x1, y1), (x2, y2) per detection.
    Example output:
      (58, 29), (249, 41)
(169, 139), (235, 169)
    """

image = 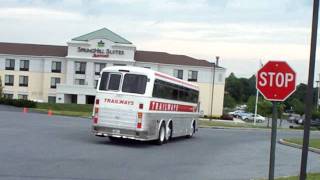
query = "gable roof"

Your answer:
(135, 50), (214, 67)
(0, 42), (67, 57)
(72, 28), (132, 44)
